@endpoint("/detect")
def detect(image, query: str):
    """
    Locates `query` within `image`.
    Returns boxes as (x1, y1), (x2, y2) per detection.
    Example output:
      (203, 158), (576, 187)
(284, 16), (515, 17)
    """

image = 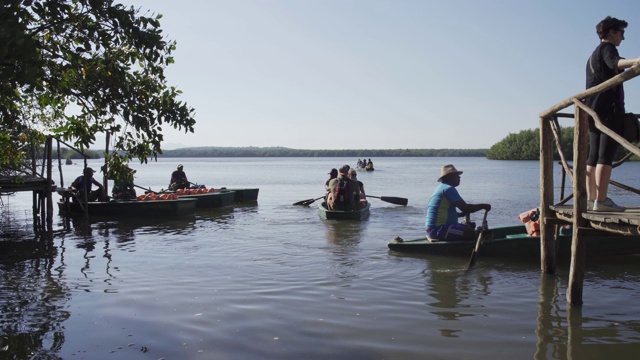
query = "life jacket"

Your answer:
(333, 179), (350, 205)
